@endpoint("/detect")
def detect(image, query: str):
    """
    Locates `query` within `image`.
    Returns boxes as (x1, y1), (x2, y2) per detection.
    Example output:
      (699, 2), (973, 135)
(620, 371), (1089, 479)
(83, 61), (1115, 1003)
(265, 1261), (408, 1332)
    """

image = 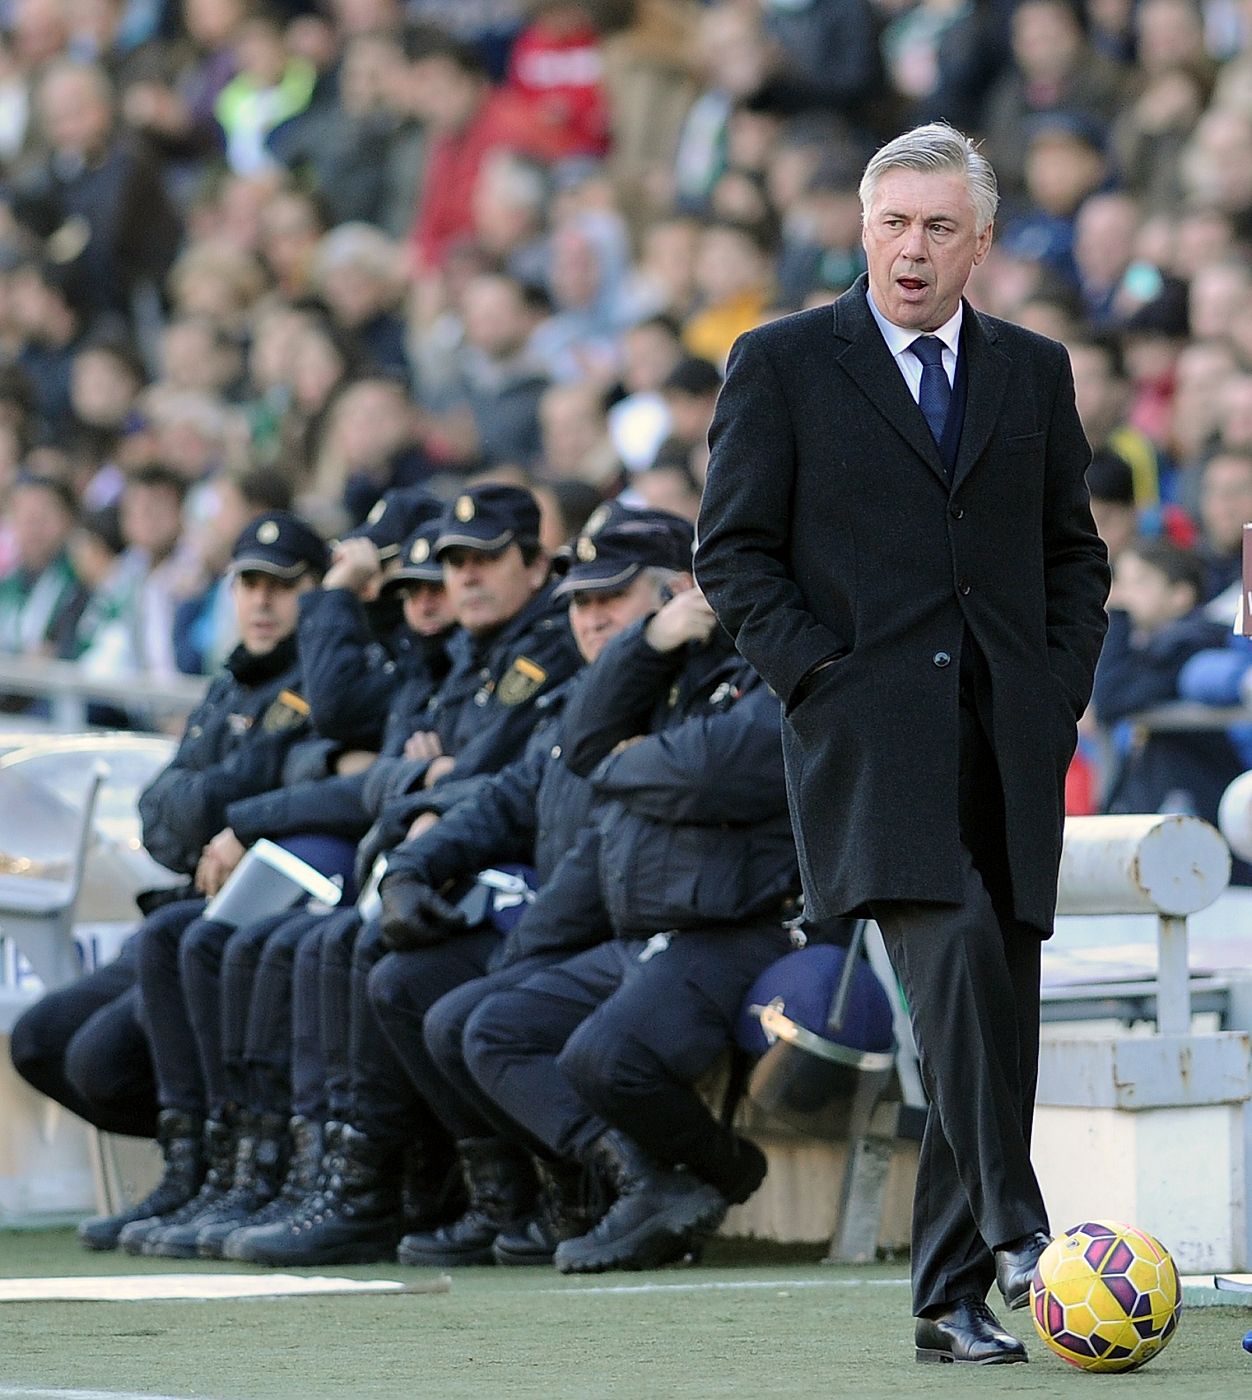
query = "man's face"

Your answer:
(121, 484), (182, 560)
(441, 543), (546, 637)
(568, 572), (669, 664)
(862, 167), (992, 332)
(10, 485), (72, 573)
(399, 580), (455, 637)
(1111, 552), (1192, 631)
(232, 571), (312, 654)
